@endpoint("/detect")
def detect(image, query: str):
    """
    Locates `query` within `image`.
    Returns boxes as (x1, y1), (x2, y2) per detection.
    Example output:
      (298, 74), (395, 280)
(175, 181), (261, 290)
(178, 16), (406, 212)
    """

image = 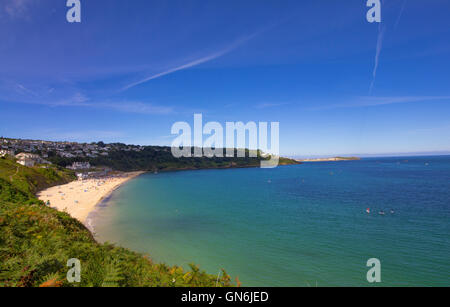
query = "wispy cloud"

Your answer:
(121, 31), (263, 92)
(355, 96), (450, 107)
(53, 95), (174, 114)
(2, 0), (31, 18)
(93, 101), (173, 115)
(15, 83), (38, 96)
(0, 92), (173, 115)
(53, 92), (90, 106)
(255, 102), (289, 109)
(54, 99), (173, 115)
(312, 96), (450, 110)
